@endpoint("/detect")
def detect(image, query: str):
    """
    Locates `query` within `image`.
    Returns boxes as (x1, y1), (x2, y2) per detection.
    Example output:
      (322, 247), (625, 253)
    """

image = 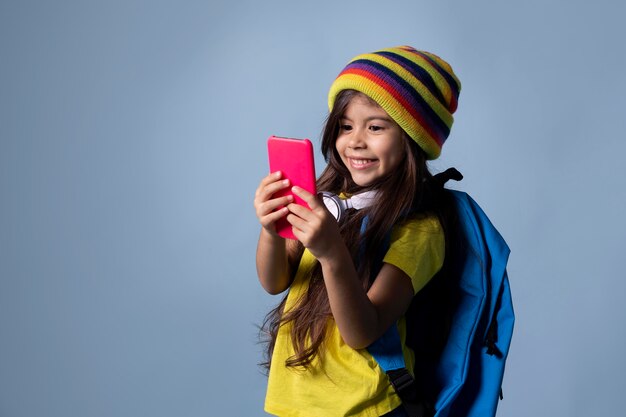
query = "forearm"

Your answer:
(318, 246), (382, 349)
(256, 228), (292, 294)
